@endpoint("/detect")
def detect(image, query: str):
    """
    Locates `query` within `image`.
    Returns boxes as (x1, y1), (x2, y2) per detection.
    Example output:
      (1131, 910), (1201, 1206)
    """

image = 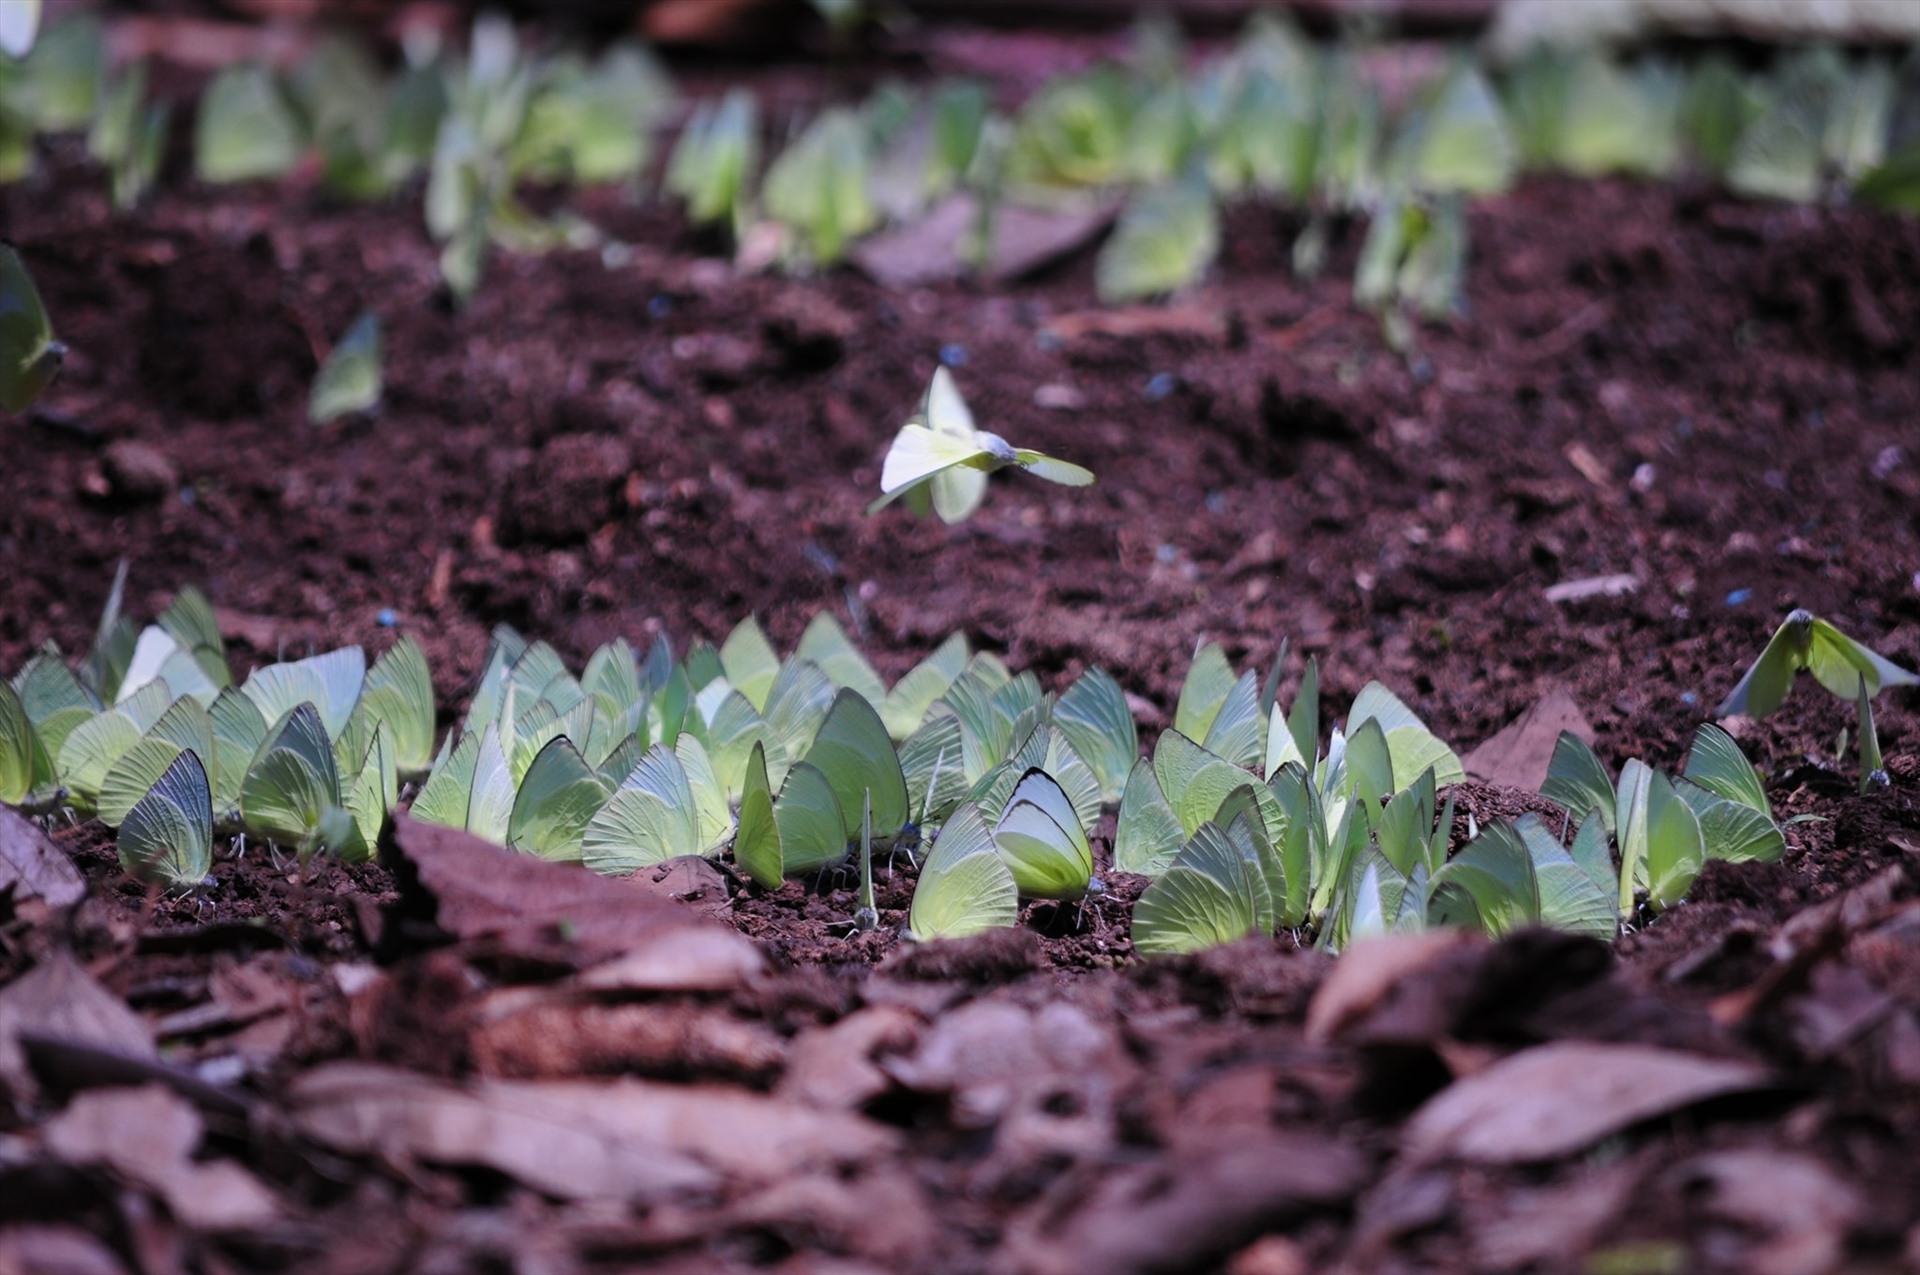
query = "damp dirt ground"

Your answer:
(3, 74), (1920, 1274)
